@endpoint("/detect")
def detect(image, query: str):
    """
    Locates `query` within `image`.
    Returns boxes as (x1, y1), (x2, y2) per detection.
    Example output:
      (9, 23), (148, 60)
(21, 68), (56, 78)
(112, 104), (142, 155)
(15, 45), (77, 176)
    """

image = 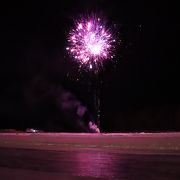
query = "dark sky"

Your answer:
(0, 1), (179, 132)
